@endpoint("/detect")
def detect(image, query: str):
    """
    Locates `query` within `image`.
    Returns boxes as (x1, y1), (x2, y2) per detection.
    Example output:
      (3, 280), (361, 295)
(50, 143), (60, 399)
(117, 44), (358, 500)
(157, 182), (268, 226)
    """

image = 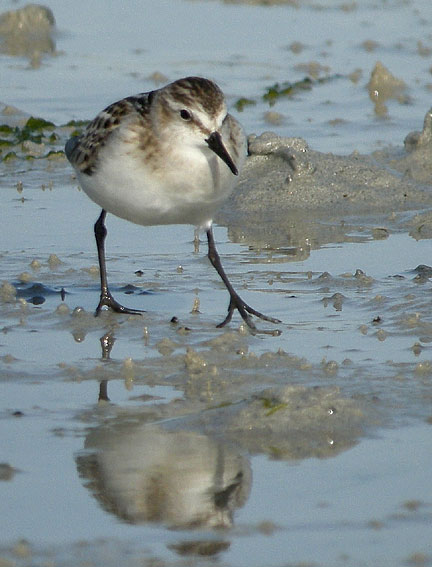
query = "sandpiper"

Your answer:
(65, 76), (280, 332)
